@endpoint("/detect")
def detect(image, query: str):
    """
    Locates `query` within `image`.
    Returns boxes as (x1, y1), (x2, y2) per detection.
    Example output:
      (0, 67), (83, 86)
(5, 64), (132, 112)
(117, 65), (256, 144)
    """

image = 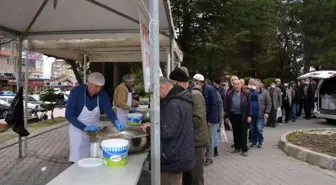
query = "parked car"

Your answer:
(0, 91), (15, 96)
(0, 95), (41, 110)
(298, 70), (336, 123)
(0, 100), (10, 118)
